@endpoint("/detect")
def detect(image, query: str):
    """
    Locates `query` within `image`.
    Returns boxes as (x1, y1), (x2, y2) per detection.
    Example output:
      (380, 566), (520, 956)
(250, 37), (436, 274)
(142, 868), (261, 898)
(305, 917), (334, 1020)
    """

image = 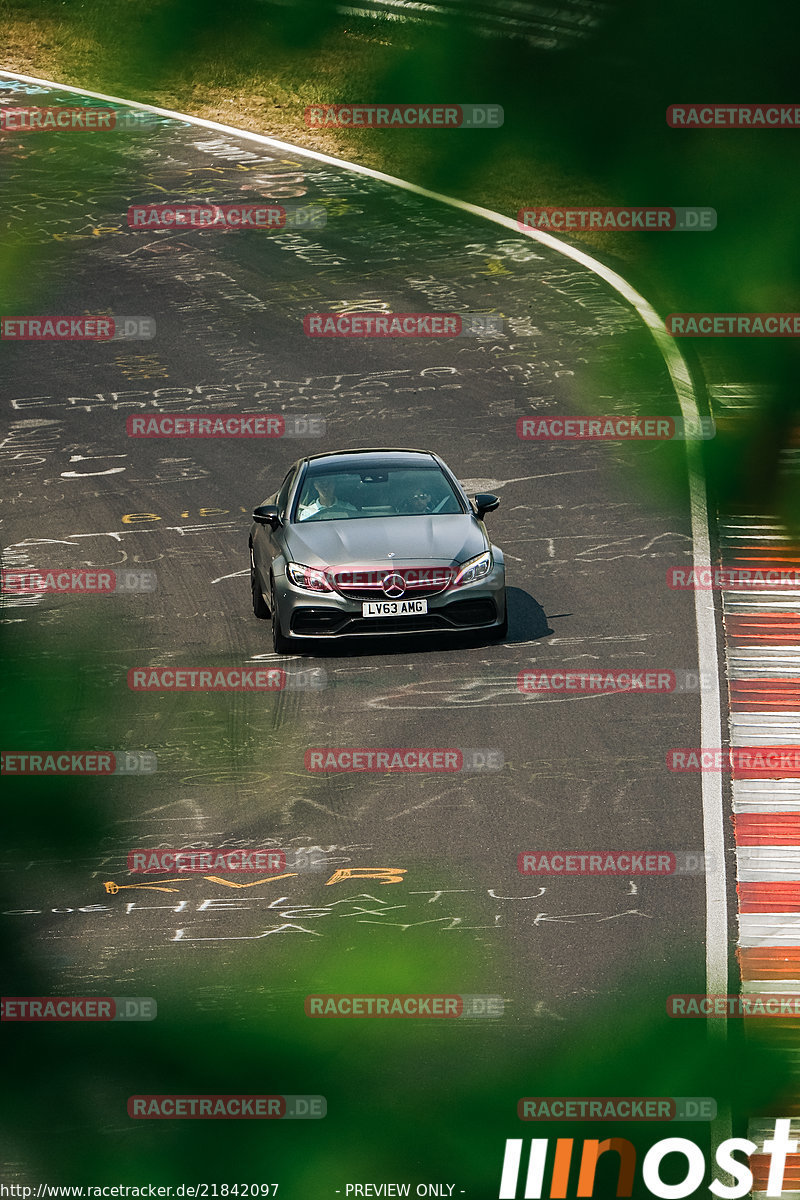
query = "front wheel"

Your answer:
(491, 595), (508, 640)
(250, 547), (269, 619)
(271, 582), (291, 654)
